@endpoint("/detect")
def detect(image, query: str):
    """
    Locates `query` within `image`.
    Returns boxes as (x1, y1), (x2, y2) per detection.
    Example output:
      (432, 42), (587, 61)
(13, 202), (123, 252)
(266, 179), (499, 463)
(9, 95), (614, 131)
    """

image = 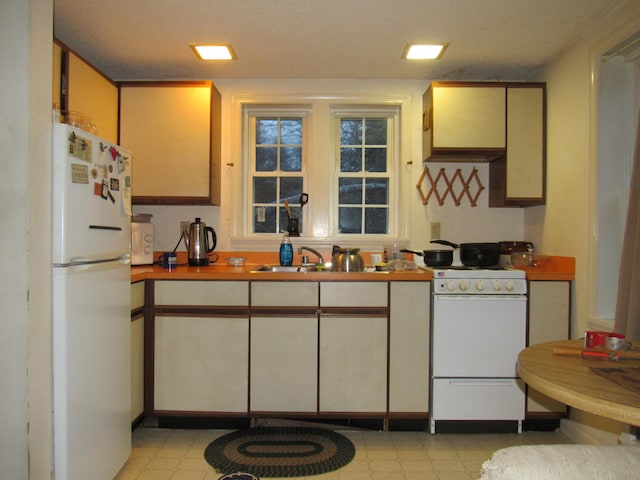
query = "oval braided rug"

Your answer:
(204, 427), (356, 478)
